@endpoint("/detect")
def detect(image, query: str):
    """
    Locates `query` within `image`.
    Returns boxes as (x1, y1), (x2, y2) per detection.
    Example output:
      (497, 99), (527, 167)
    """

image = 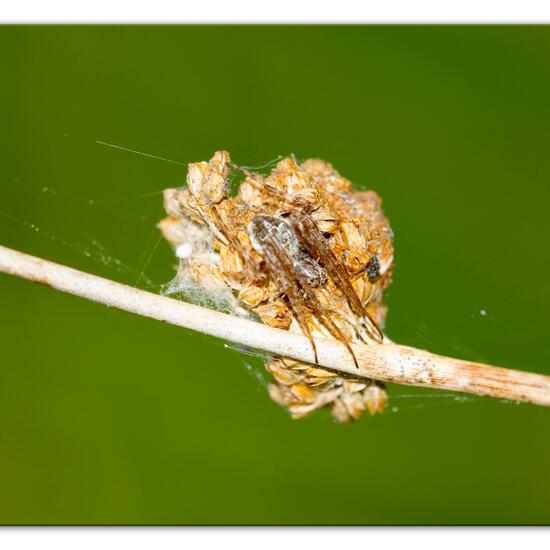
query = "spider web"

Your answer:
(0, 137), (533, 418)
